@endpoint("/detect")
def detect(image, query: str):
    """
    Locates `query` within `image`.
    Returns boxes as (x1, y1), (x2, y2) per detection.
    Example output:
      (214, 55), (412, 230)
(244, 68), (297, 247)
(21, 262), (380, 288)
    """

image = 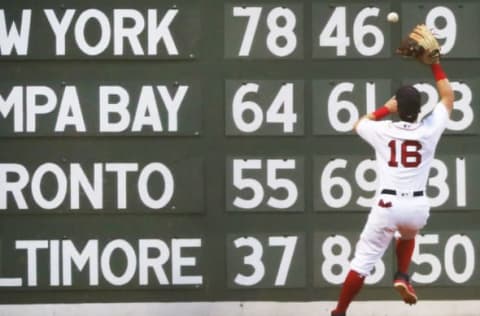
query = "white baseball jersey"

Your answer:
(349, 102), (450, 276)
(356, 102), (450, 192)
